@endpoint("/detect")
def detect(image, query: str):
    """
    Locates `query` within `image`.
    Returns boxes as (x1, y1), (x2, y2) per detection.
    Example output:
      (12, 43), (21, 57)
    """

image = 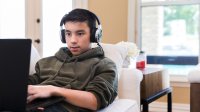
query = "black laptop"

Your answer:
(0, 39), (31, 112)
